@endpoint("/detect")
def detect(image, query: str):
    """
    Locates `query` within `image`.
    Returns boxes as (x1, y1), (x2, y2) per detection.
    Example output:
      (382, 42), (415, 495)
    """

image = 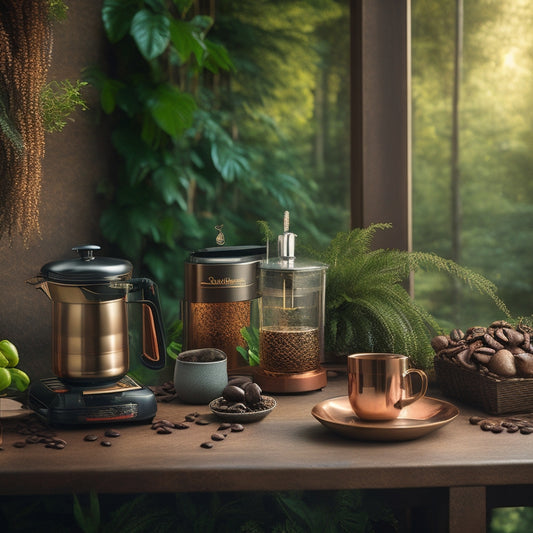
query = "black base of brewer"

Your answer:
(28, 375), (157, 426)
